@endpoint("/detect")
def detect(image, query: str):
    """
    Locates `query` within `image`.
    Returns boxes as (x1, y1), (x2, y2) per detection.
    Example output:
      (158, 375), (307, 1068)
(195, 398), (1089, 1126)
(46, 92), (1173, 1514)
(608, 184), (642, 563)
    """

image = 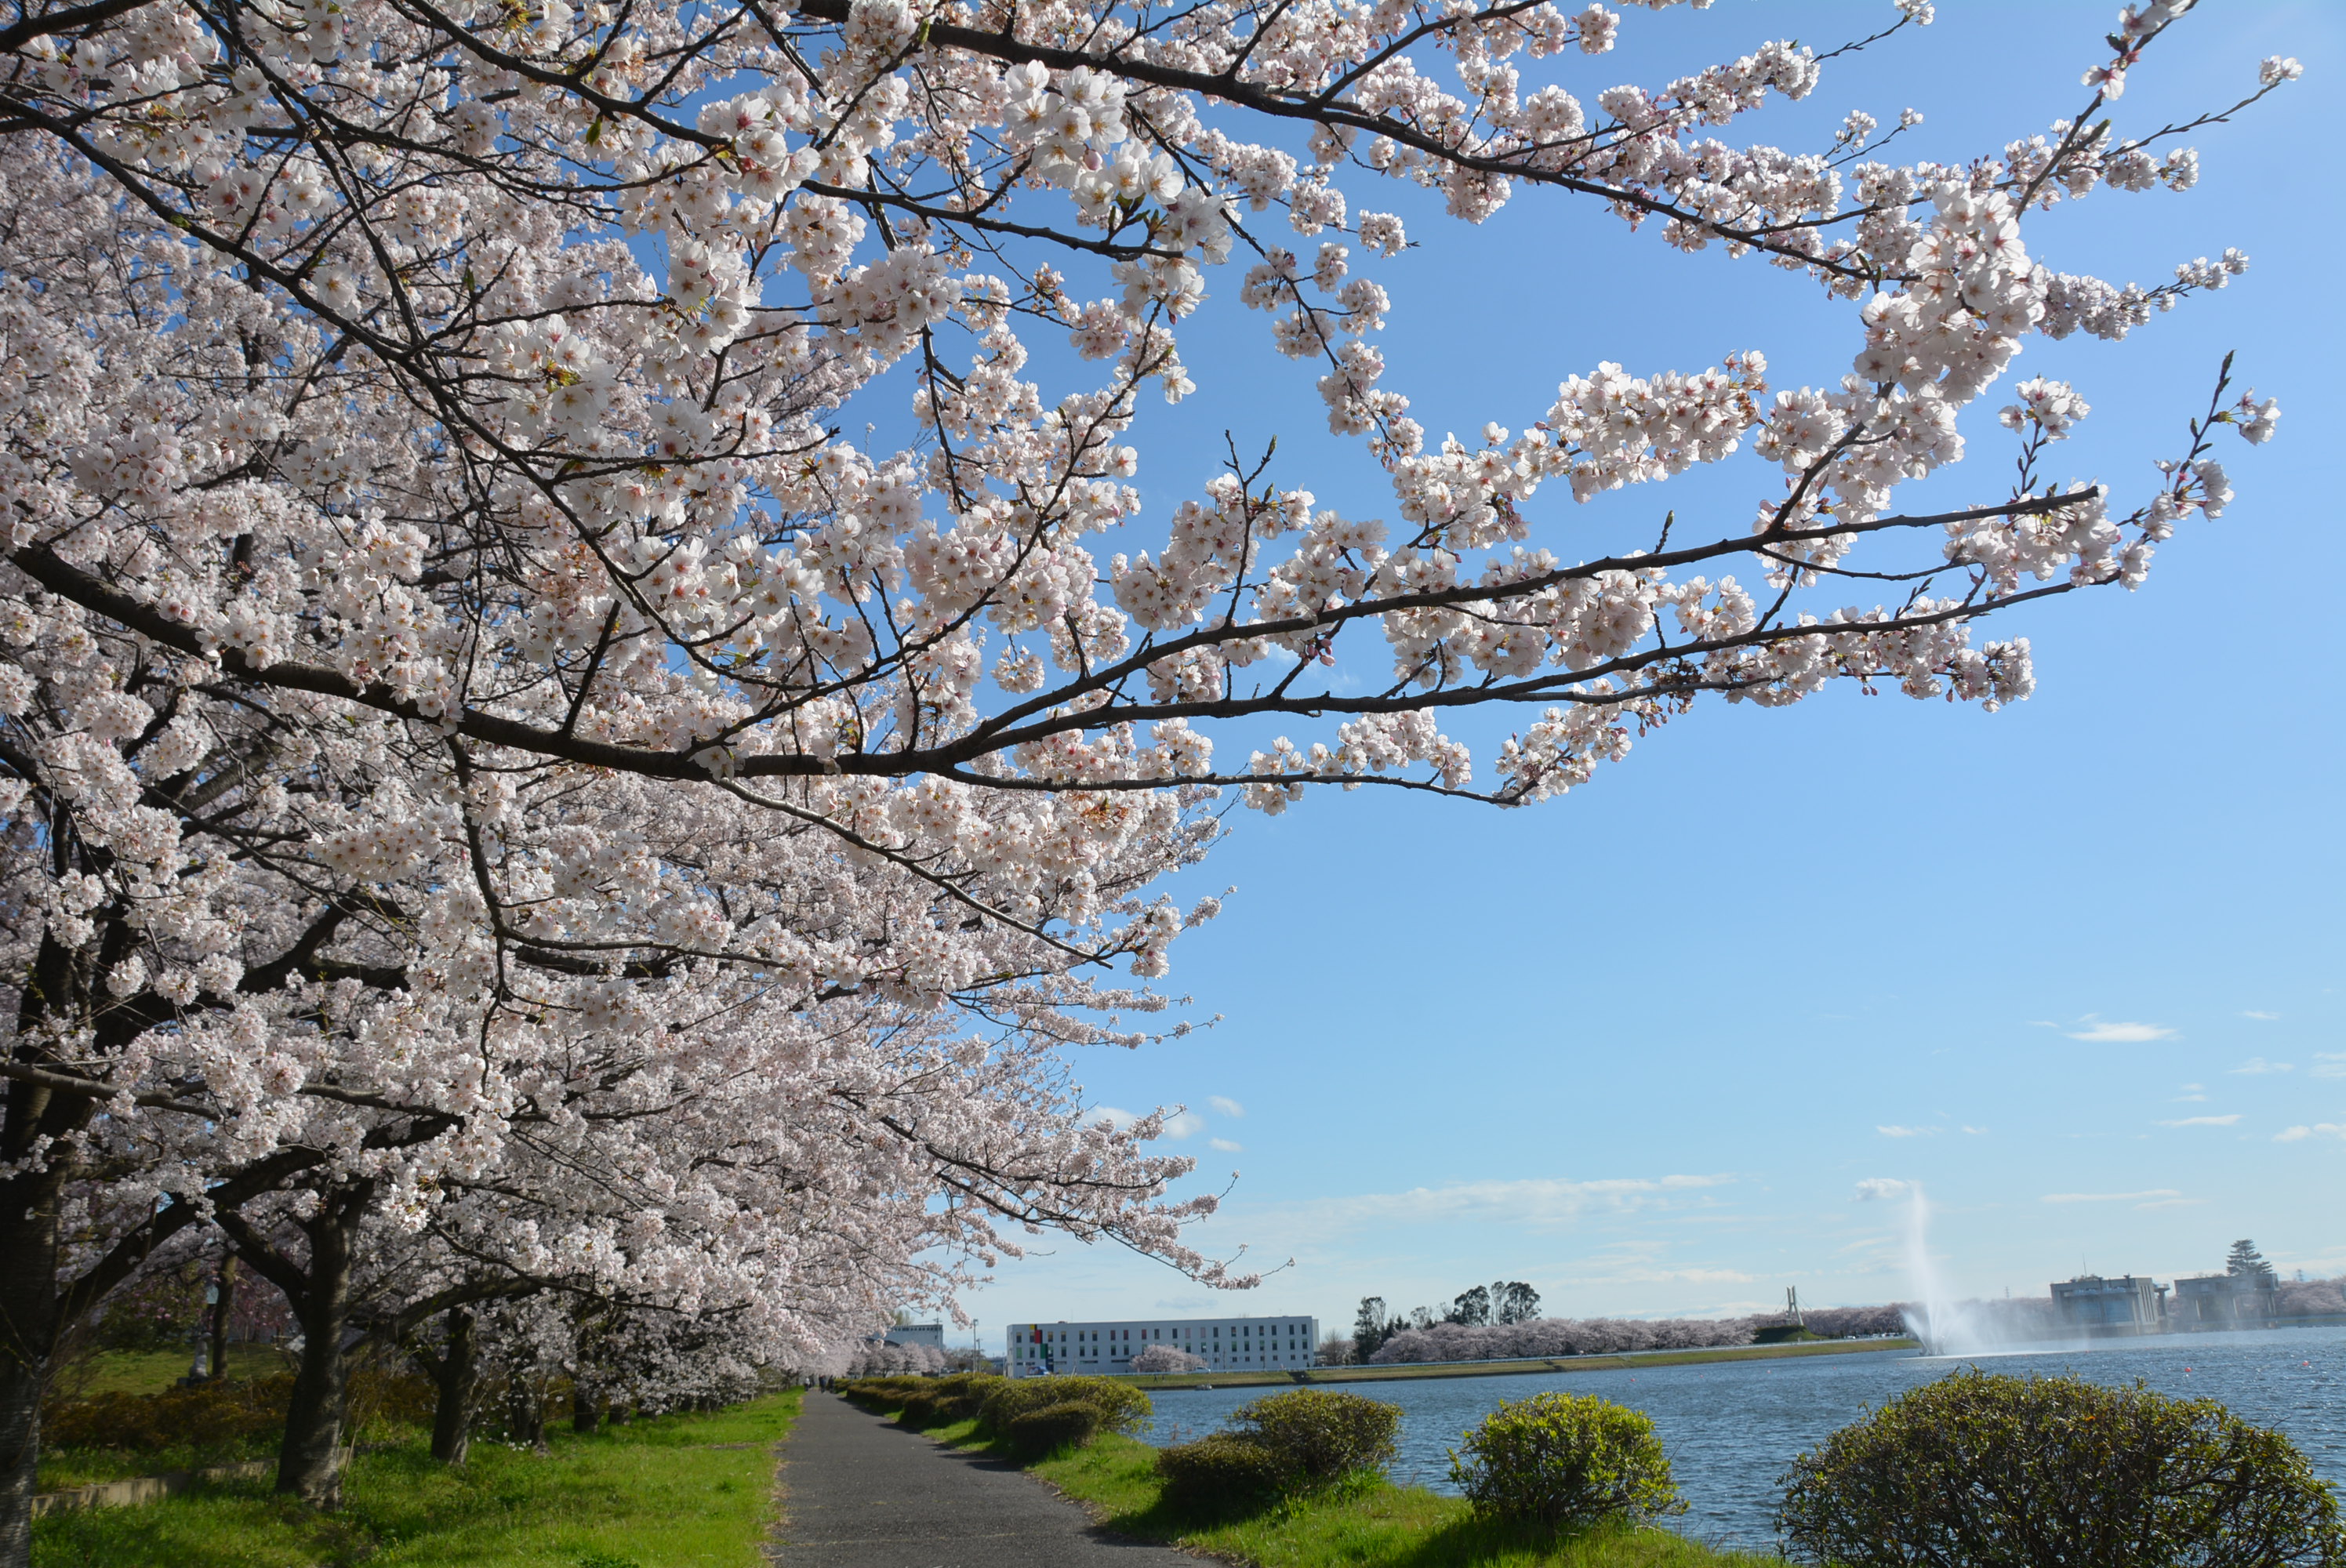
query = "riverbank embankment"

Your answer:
(1111, 1335), (1919, 1391)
